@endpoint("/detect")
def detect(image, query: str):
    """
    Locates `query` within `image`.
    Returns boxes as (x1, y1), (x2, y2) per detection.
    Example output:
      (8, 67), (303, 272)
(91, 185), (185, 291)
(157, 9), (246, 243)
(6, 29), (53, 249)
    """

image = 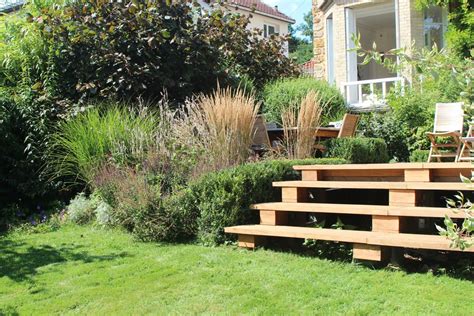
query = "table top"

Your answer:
(267, 126), (340, 132)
